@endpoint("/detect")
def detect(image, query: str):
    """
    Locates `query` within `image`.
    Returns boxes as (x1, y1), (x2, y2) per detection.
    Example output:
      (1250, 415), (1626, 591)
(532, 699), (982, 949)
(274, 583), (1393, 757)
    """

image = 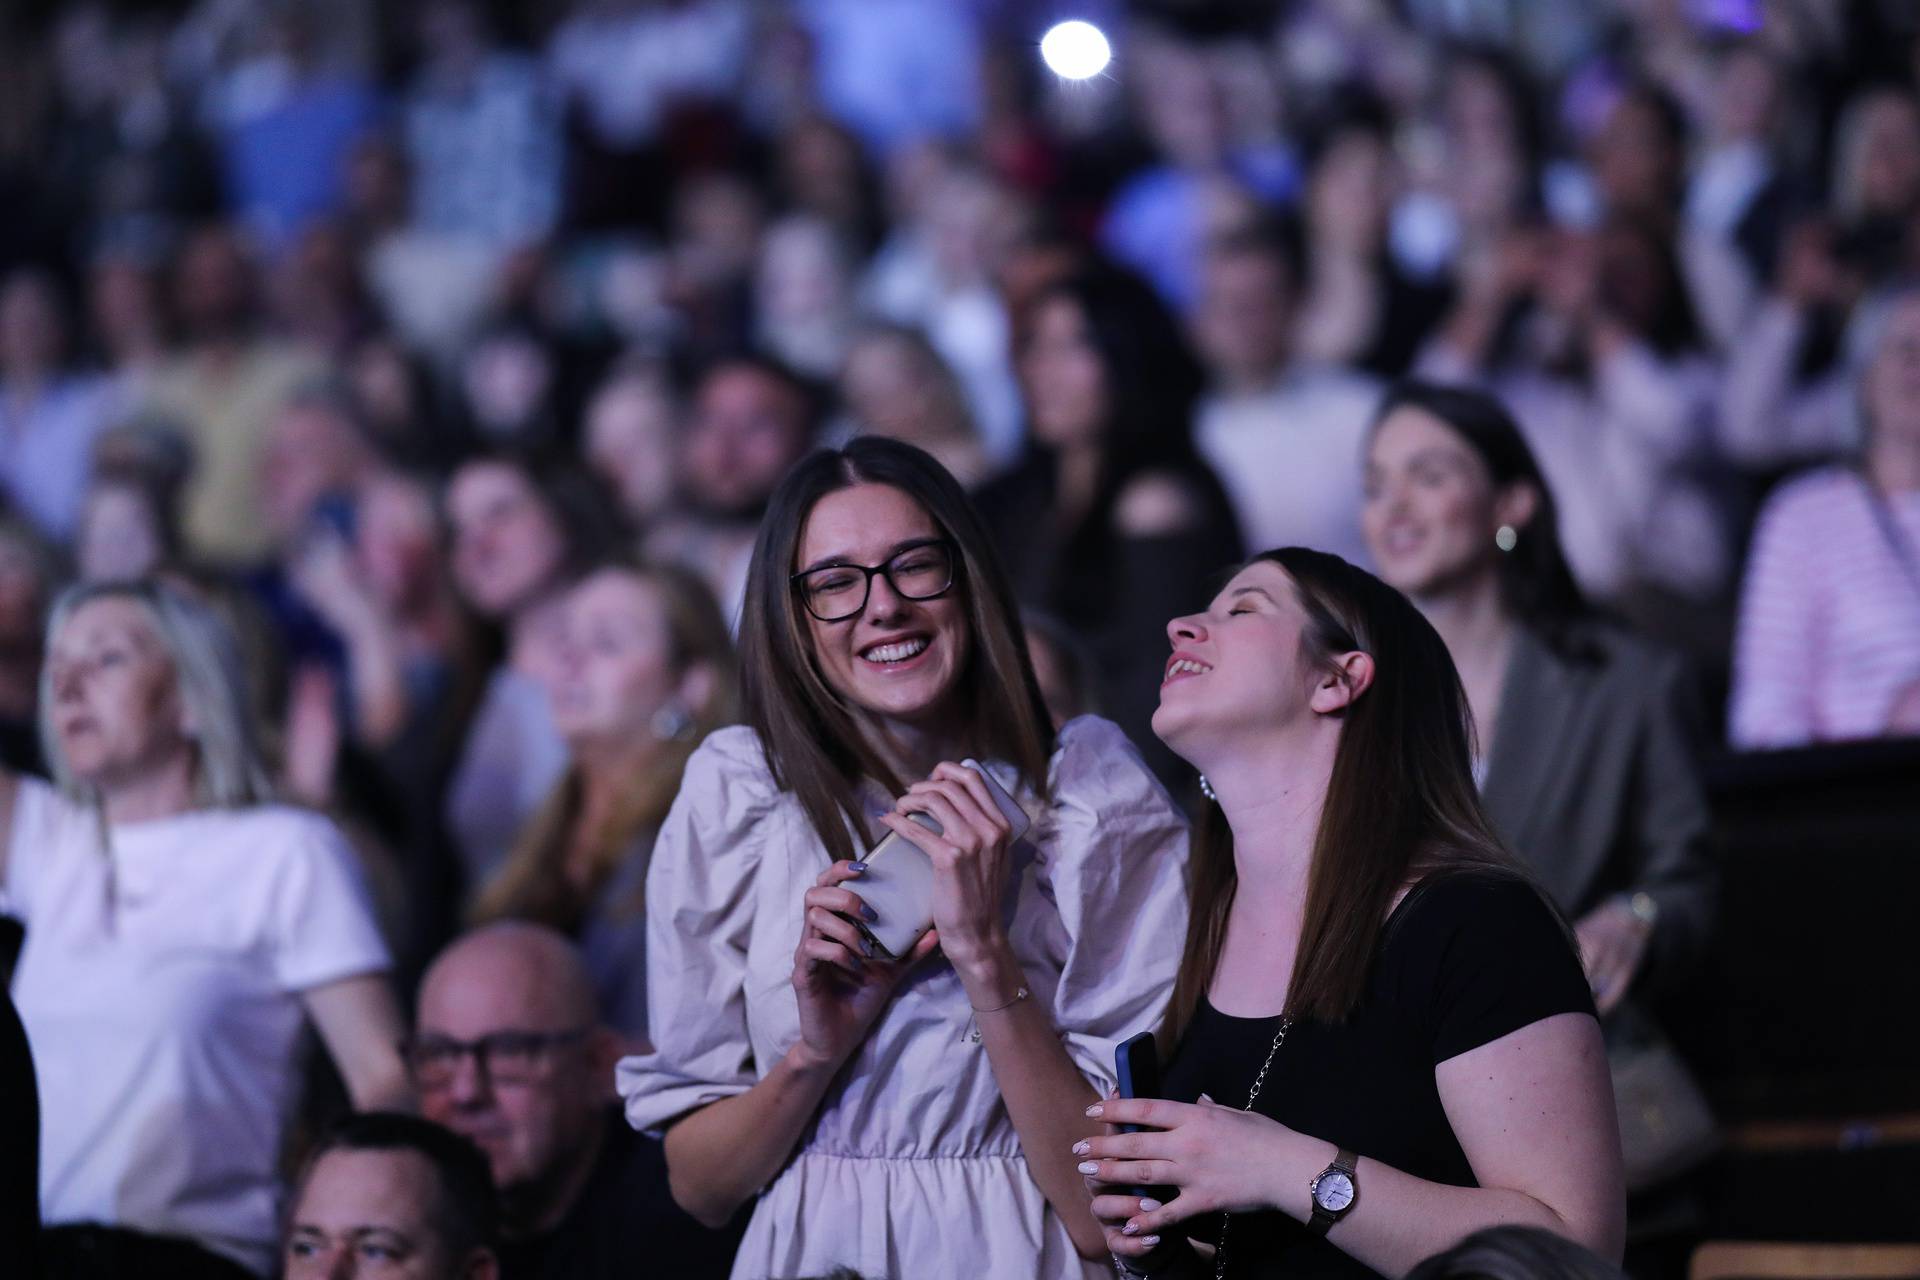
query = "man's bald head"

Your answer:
(419, 922), (601, 1032)
(412, 924), (615, 1208)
